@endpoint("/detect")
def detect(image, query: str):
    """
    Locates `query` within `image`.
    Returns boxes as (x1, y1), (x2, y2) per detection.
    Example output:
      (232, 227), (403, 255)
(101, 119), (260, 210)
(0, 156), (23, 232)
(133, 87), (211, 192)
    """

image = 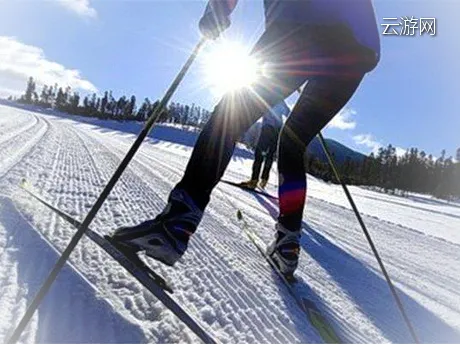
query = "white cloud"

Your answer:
(328, 108), (357, 130)
(55, 0), (97, 18)
(353, 133), (406, 157)
(0, 36), (97, 98)
(353, 134), (382, 154)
